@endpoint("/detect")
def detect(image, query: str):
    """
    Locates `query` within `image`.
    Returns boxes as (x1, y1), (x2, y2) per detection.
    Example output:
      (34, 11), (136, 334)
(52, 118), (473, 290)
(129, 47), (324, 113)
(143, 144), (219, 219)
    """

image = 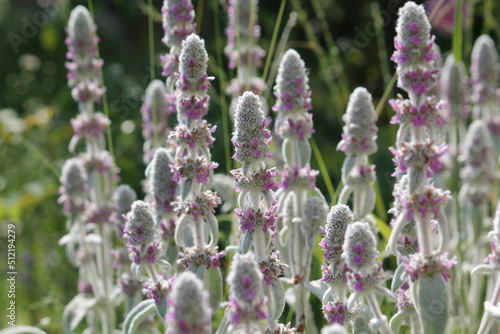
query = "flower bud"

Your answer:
(226, 252), (267, 325)
(232, 91), (272, 165)
(392, 2), (435, 68)
(470, 35), (498, 105)
(338, 87), (378, 156)
(147, 148), (177, 214)
(343, 222), (379, 276)
(124, 201), (157, 247)
(301, 196), (328, 237)
(166, 272), (211, 334)
(273, 49), (312, 114)
(320, 204), (354, 264)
